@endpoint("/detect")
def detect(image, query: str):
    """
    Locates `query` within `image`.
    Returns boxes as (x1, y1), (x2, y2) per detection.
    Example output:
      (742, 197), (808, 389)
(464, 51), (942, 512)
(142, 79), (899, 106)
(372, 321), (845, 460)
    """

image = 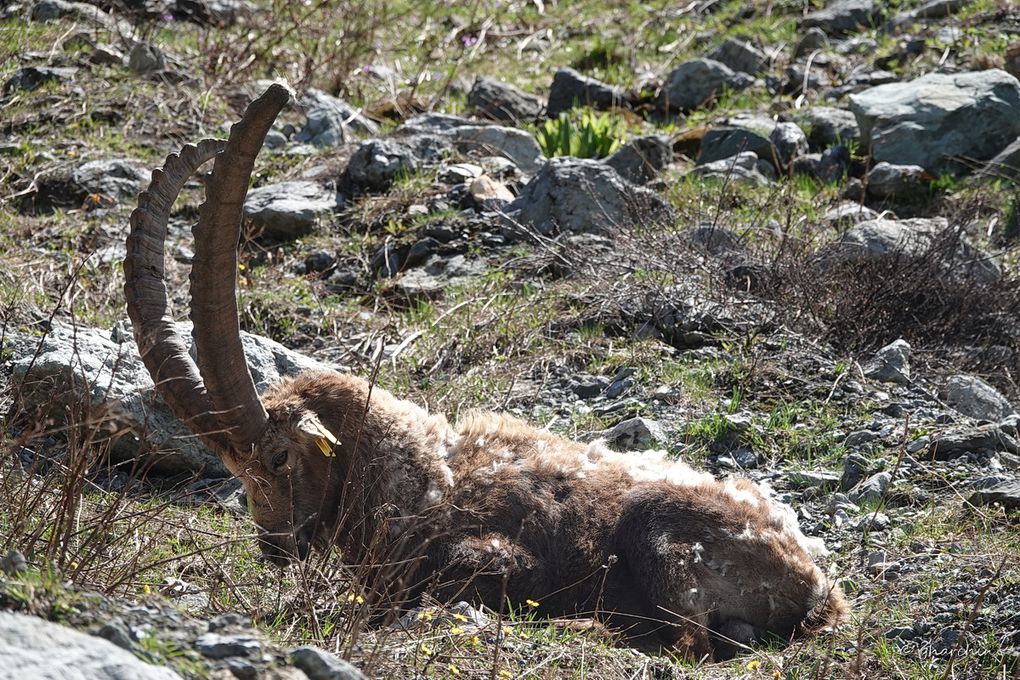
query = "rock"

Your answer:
(600, 417), (665, 451)
(841, 452), (873, 491)
(468, 175), (514, 210)
(770, 122), (809, 167)
(863, 338), (911, 384)
(850, 471), (891, 504)
(6, 320), (333, 477)
(605, 135), (672, 184)
(968, 479), (1020, 510)
(394, 254), (487, 299)
(296, 88), (379, 147)
(706, 37), (766, 75)
(289, 646), (367, 680)
(865, 162), (931, 201)
(0, 549), (27, 576)
(346, 139), (418, 191)
(826, 217), (1001, 284)
(128, 42), (166, 75)
(439, 163), (483, 183)
(658, 58), (754, 112)
(73, 159), (149, 203)
(0, 611), (182, 679)
(794, 27), (830, 58)
(802, 0), (883, 36)
(194, 633), (261, 659)
(823, 201), (879, 226)
(243, 181), (337, 239)
(942, 375), (1016, 422)
(30, 0), (133, 35)
(506, 157), (676, 236)
(800, 106), (859, 149)
(976, 137), (1020, 183)
(468, 76), (543, 123)
(547, 67), (625, 117)
(787, 470), (841, 489)
(682, 223), (742, 255)
(850, 70), (1020, 175)
(3, 65), (77, 94)
(886, 0), (969, 31)
(698, 127), (777, 168)
(570, 375), (610, 398)
(97, 618), (135, 651)
(447, 125), (545, 175)
(688, 151), (771, 186)
(928, 426), (1020, 460)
